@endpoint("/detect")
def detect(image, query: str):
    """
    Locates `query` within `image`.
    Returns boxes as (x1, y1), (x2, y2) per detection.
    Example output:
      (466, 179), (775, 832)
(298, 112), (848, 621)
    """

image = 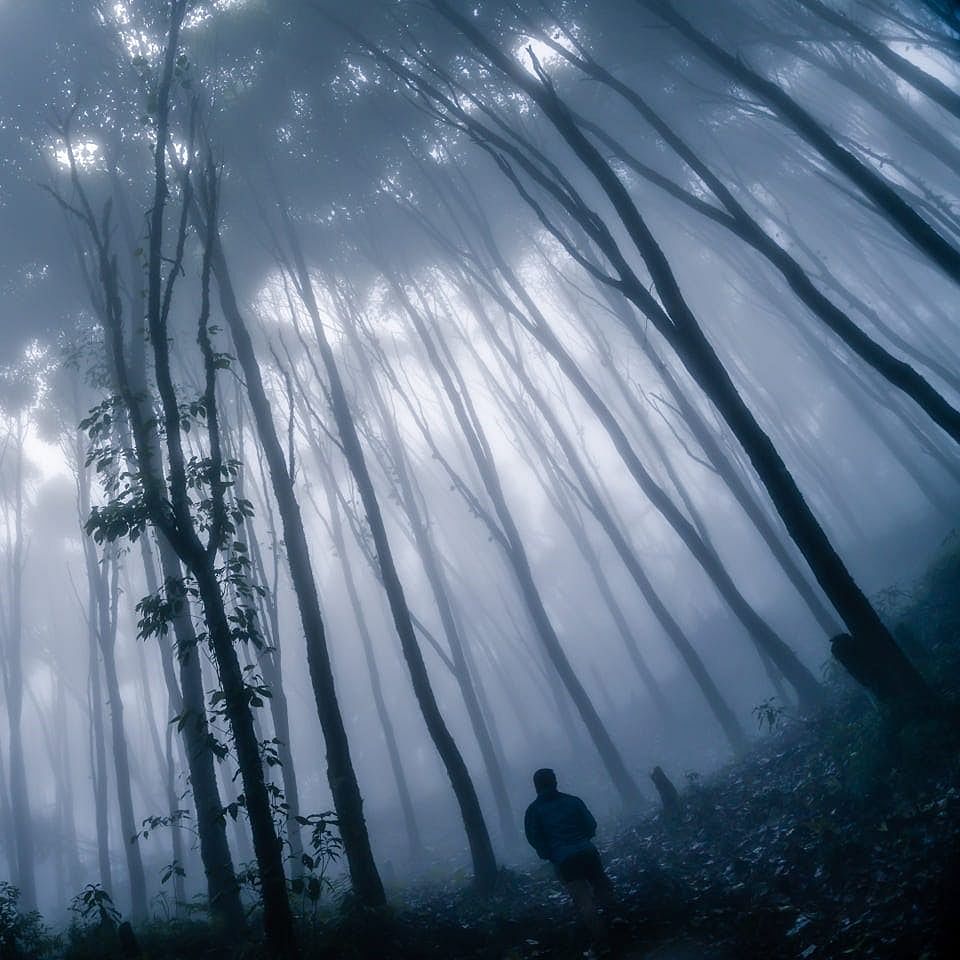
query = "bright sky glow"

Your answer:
(514, 30), (574, 77)
(51, 139), (100, 170)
